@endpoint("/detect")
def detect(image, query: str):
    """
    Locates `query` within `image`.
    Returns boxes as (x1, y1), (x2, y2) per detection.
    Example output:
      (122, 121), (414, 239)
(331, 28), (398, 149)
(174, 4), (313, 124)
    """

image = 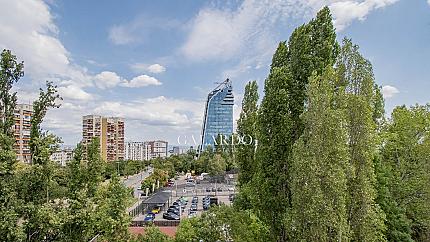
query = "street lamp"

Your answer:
(116, 161), (120, 175)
